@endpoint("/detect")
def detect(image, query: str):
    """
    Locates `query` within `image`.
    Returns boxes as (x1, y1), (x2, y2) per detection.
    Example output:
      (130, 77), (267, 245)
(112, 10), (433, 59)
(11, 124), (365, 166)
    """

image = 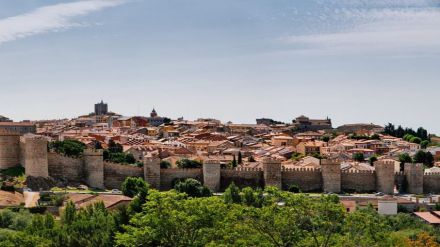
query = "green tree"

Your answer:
(49, 140), (86, 158)
(230, 155), (237, 168)
(160, 160), (171, 169)
(176, 159), (203, 168)
(174, 178), (212, 198)
(340, 207), (392, 246)
(116, 191), (227, 247)
(62, 201), (76, 225)
(121, 177), (149, 198)
(414, 150), (434, 167)
(368, 156), (378, 166)
(421, 140), (430, 149)
(321, 135), (331, 142)
(353, 153), (365, 162)
(223, 183), (241, 204)
(410, 136), (422, 144)
(108, 140), (123, 153)
(238, 152), (243, 165)
(248, 156), (256, 162)
(399, 153), (413, 171)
